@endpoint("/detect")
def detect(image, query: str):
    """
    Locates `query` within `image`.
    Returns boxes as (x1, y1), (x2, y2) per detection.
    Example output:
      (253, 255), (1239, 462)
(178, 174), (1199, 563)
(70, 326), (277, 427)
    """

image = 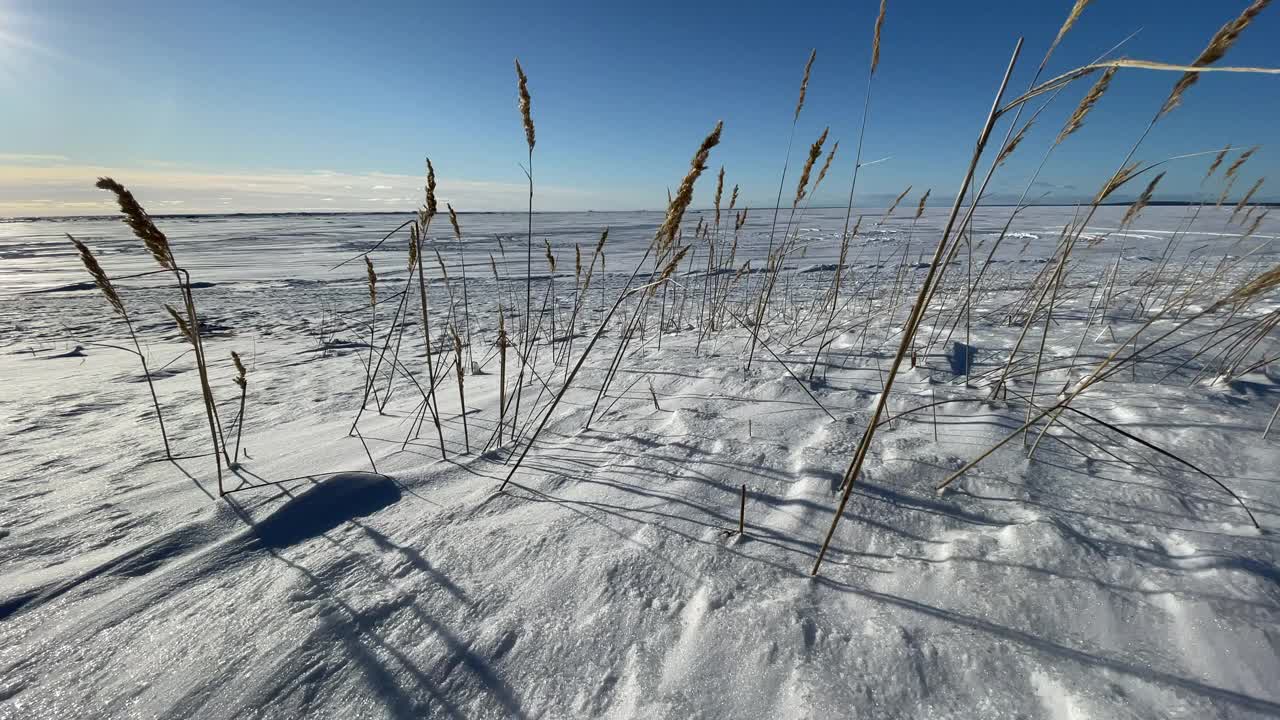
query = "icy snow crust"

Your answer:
(1, 206), (1279, 718)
